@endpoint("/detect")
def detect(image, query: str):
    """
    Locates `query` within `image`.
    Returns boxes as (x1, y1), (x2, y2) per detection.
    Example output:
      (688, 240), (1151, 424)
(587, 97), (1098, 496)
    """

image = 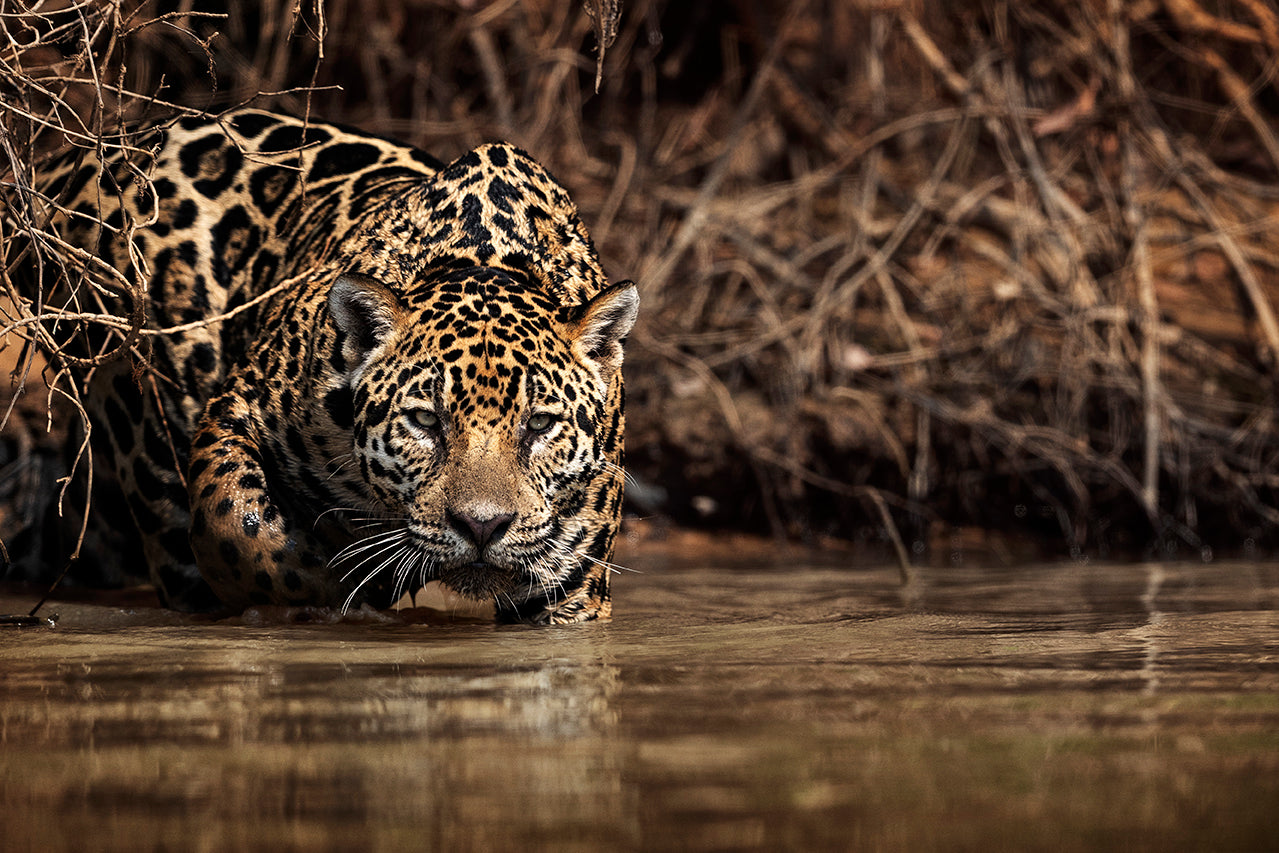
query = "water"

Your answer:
(2, 537), (1277, 851)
